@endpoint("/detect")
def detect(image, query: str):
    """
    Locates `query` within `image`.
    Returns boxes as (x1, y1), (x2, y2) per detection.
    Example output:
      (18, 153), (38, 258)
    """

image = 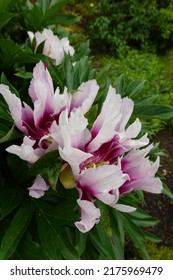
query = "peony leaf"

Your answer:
(134, 104), (173, 119)
(30, 150), (62, 191)
(0, 199), (33, 260)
